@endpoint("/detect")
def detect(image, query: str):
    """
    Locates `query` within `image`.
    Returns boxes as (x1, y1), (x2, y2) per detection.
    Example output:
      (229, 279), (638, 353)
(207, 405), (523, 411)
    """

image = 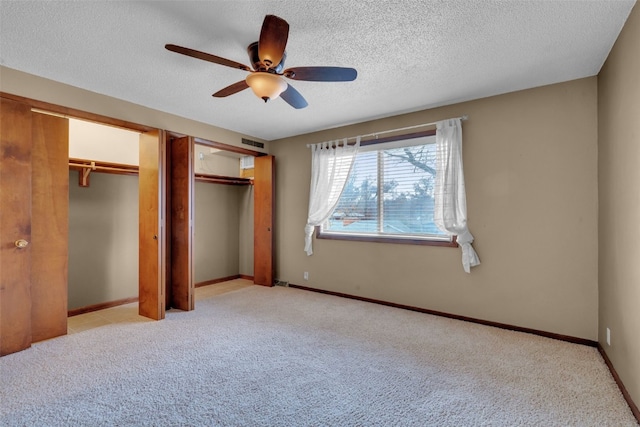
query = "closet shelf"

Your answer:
(195, 173), (253, 186)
